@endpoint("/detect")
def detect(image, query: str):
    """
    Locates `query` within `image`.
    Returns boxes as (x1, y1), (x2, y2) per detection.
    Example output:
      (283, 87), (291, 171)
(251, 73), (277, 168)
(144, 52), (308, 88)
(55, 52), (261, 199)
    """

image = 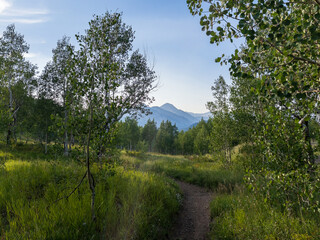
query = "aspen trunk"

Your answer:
(45, 132), (48, 154)
(304, 121), (315, 166)
(64, 109), (69, 156)
(7, 79), (13, 145)
(87, 103), (96, 221)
